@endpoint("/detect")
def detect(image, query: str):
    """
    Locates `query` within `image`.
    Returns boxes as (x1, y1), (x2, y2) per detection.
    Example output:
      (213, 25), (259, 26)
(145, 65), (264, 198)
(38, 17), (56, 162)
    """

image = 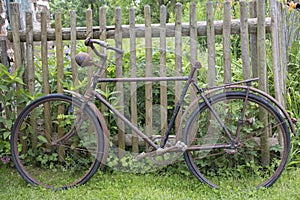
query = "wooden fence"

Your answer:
(0, 0), (296, 153)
